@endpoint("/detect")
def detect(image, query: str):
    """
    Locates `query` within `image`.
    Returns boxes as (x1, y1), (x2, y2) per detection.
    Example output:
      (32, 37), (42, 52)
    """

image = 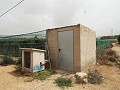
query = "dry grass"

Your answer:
(87, 69), (103, 84)
(97, 48), (120, 66)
